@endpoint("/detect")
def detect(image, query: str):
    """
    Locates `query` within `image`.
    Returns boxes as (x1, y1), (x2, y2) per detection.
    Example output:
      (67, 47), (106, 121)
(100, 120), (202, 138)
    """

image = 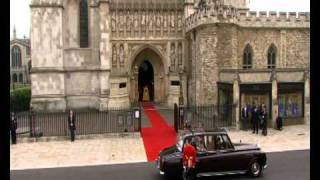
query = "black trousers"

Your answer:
(70, 129), (75, 141)
(241, 118), (249, 130)
(11, 131), (17, 144)
(252, 121), (259, 133)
